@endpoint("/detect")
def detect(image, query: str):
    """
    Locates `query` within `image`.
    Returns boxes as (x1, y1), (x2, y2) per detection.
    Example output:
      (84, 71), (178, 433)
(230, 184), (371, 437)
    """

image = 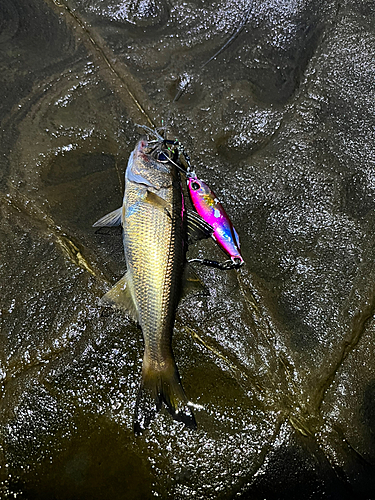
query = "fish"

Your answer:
(93, 134), (212, 434)
(187, 175), (244, 266)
